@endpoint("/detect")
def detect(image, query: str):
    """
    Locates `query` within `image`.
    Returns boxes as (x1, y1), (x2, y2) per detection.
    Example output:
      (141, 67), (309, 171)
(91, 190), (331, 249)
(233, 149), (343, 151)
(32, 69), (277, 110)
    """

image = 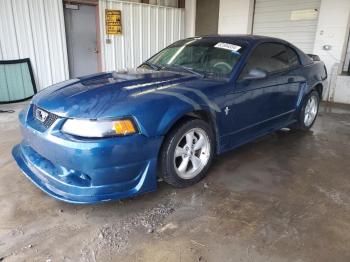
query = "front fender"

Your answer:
(156, 104), (195, 136)
(135, 94), (215, 137)
(131, 81), (222, 141)
(153, 101), (220, 153)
